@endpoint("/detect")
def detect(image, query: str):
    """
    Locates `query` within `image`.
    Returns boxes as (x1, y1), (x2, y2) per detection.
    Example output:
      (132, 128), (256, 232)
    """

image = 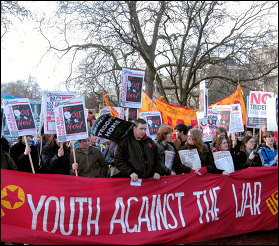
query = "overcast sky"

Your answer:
(1, 1), (278, 93)
(1, 1), (72, 91)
